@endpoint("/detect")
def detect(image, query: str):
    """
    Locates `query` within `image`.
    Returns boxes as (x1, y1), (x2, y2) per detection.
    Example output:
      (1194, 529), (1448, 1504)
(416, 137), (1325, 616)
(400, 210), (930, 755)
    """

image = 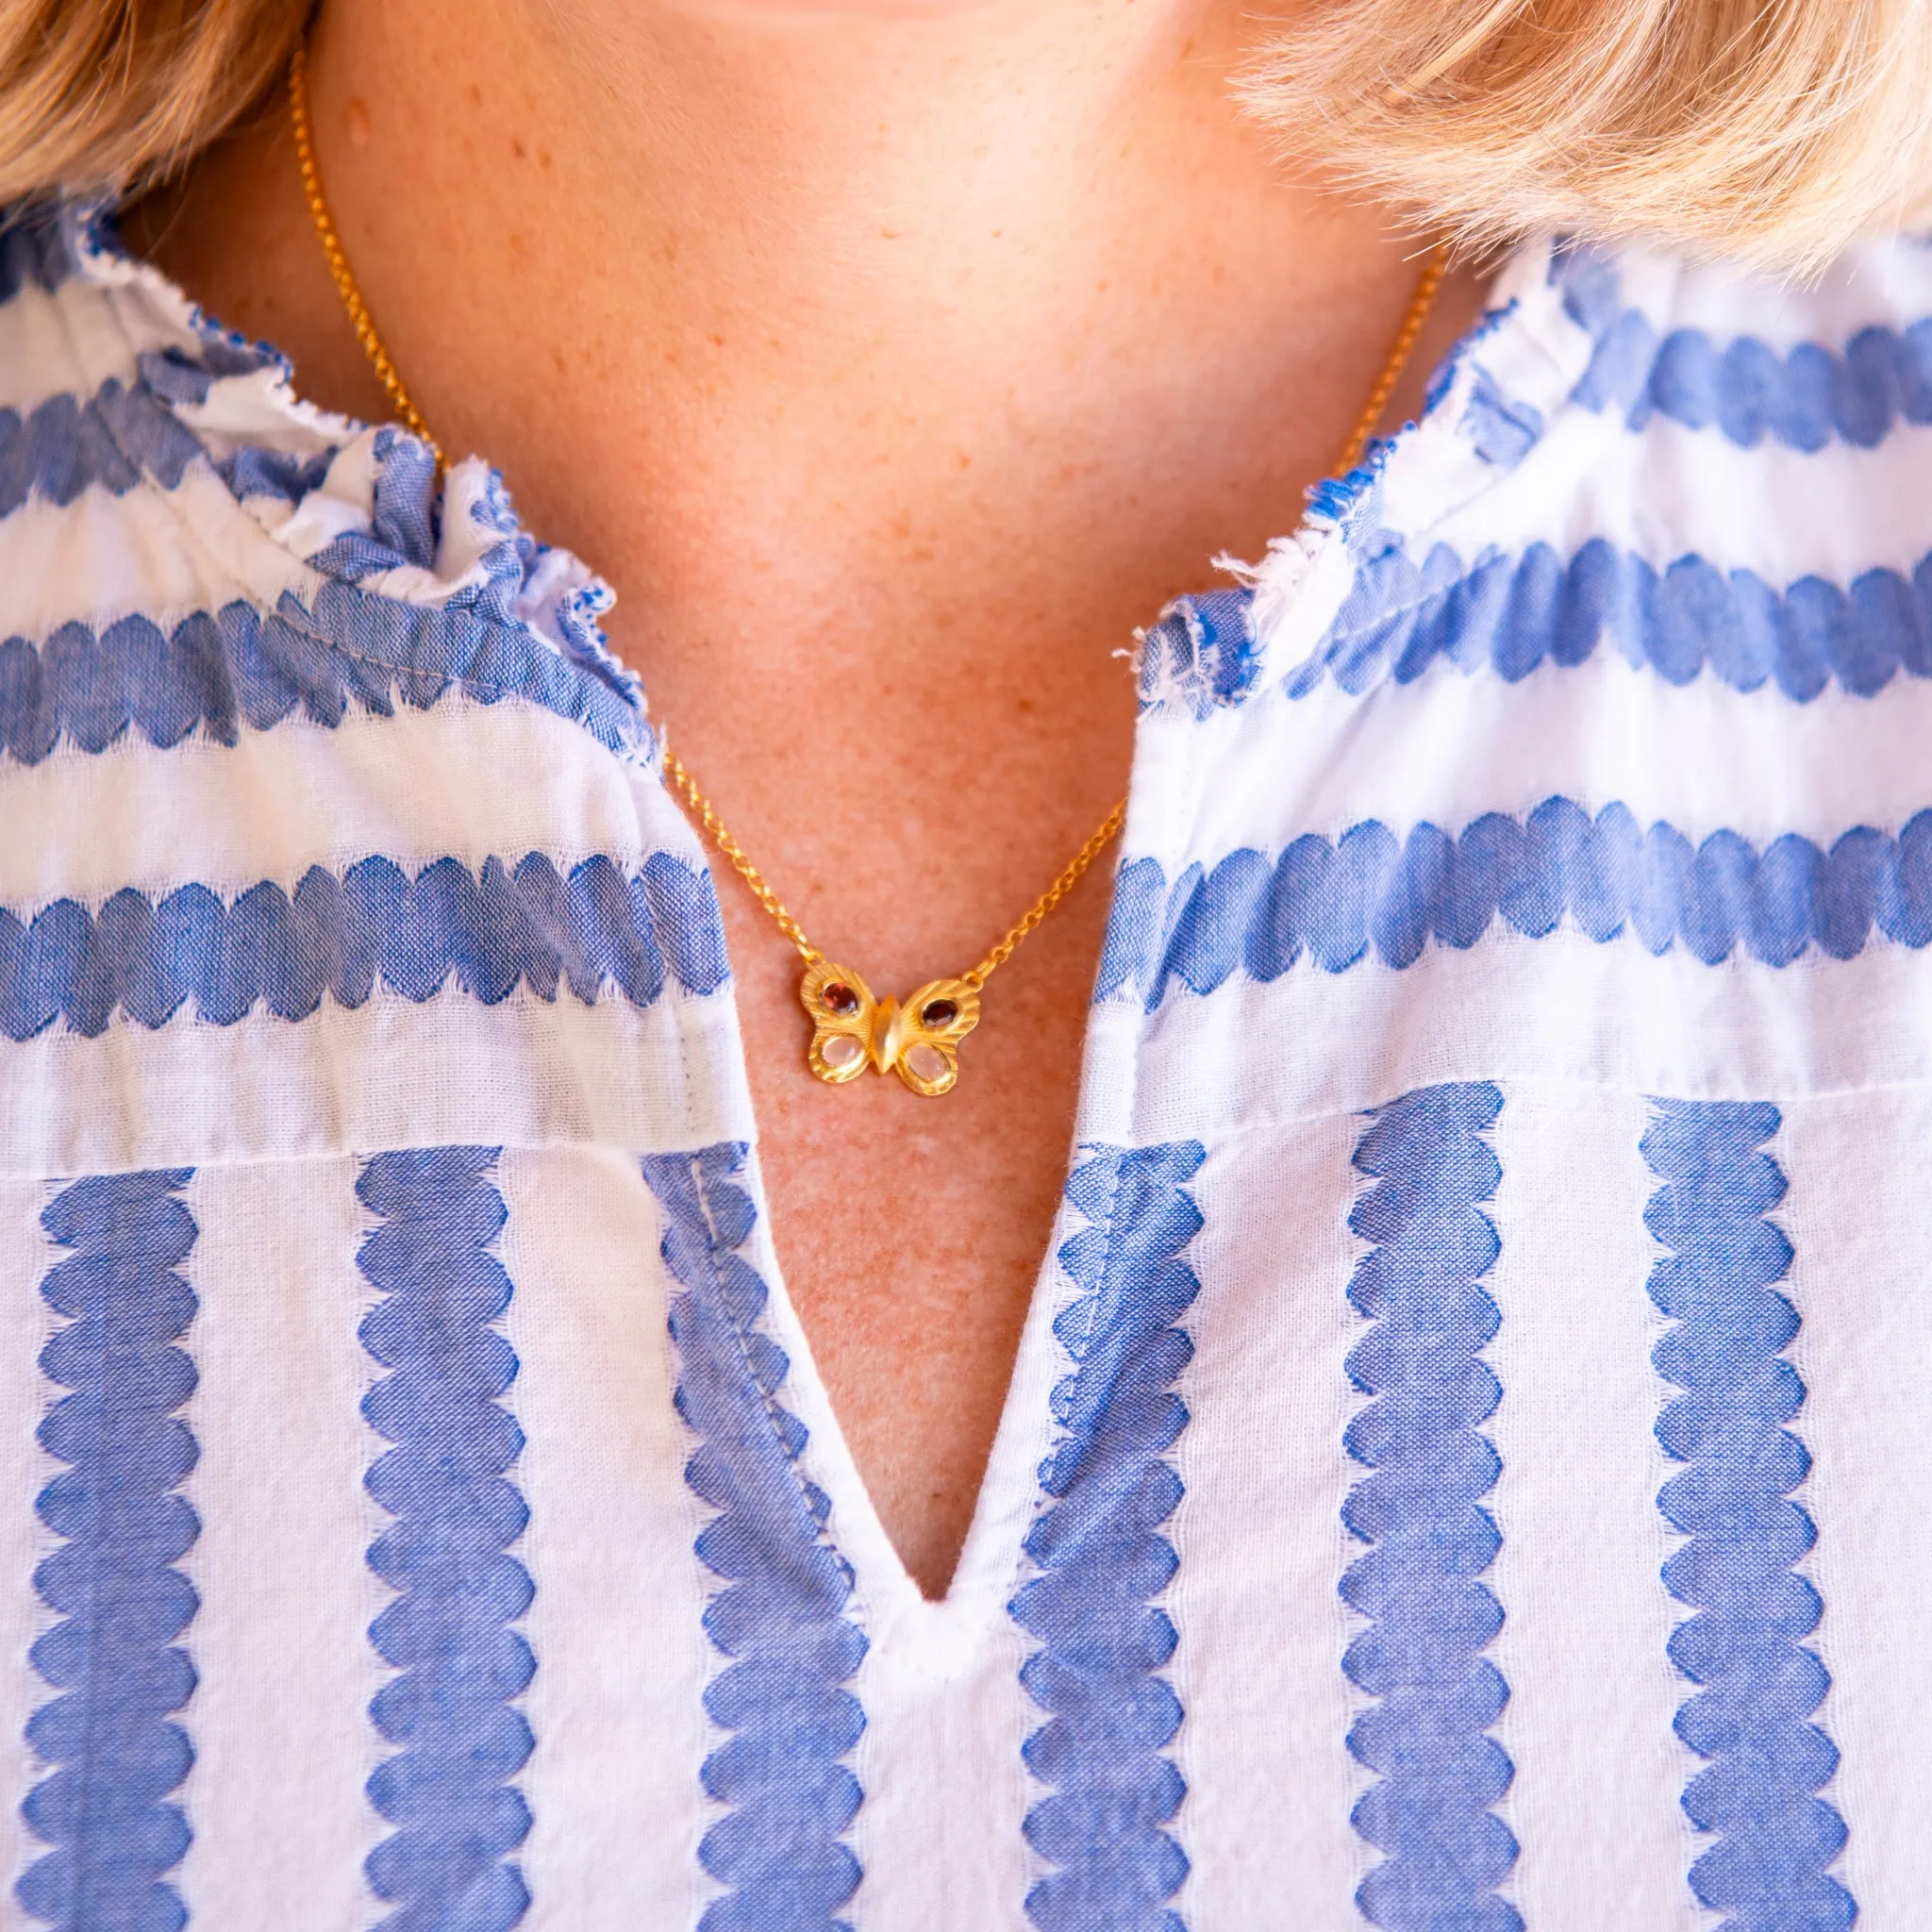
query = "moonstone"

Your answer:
(906, 1043), (949, 1084)
(822, 1035), (864, 1070)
